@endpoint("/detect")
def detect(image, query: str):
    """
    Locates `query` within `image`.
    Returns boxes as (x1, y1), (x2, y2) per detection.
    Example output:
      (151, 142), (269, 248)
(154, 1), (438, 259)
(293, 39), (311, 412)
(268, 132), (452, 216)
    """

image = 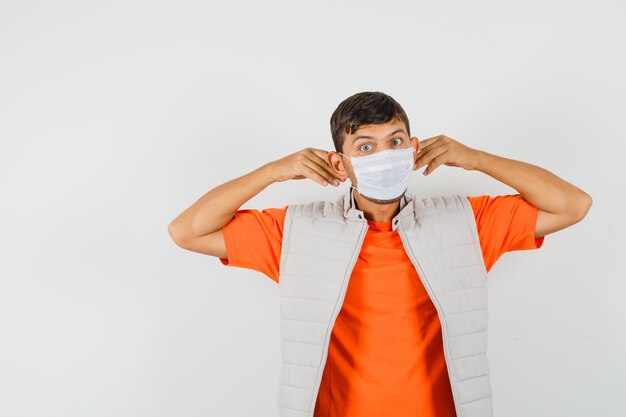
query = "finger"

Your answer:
(303, 160), (340, 186)
(417, 139), (444, 157)
(310, 148), (334, 171)
(302, 164), (332, 186)
(417, 136), (440, 151)
(415, 145), (447, 169)
(309, 148), (330, 159)
(307, 156), (343, 183)
(309, 149), (345, 181)
(311, 160), (342, 185)
(424, 150), (449, 175)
